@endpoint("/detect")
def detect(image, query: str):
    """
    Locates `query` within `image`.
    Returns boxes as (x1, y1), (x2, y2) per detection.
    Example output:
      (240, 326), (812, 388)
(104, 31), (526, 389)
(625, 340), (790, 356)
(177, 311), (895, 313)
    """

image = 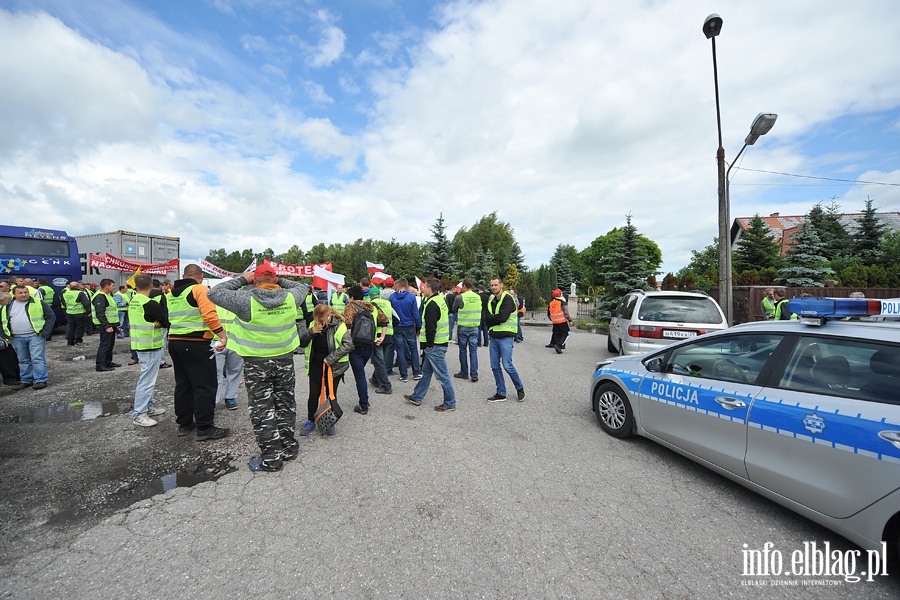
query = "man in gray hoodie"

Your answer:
(207, 262), (309, 472)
